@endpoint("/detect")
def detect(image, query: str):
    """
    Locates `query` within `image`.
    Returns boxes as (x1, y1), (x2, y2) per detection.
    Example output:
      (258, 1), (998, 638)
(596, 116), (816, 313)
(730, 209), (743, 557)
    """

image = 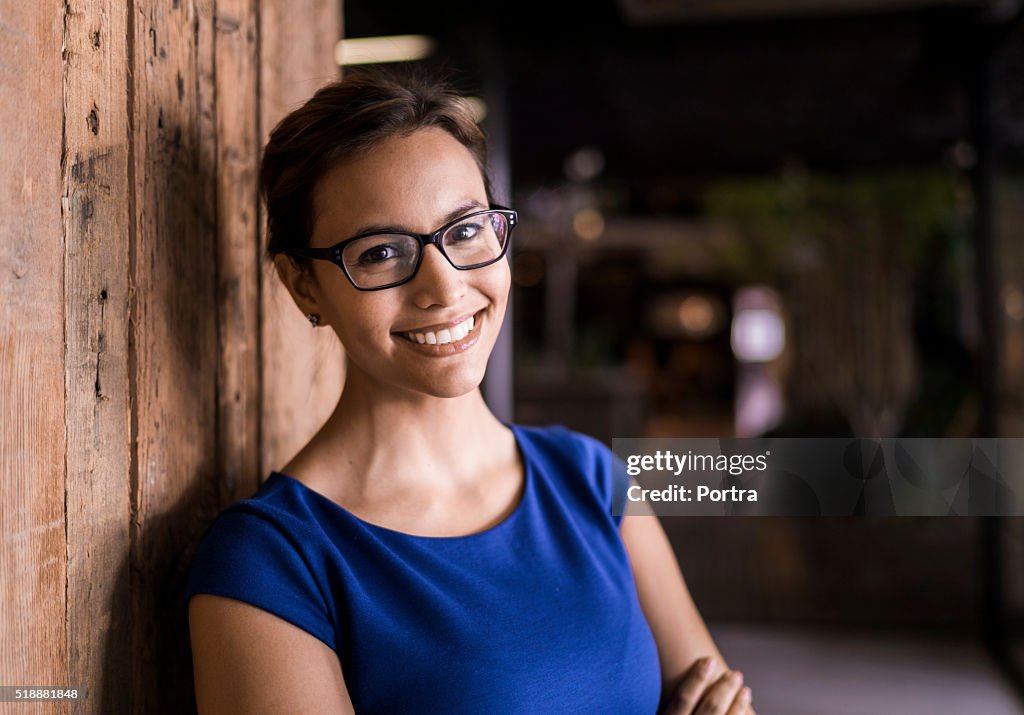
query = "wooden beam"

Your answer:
(0, 2), (69, 710)
(128, 1), (218, 711)
(214, 0), (261, 504)
(2, 3), (343, 710)
(259, 0), (345, 477)
(61, 0), (133, 710)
